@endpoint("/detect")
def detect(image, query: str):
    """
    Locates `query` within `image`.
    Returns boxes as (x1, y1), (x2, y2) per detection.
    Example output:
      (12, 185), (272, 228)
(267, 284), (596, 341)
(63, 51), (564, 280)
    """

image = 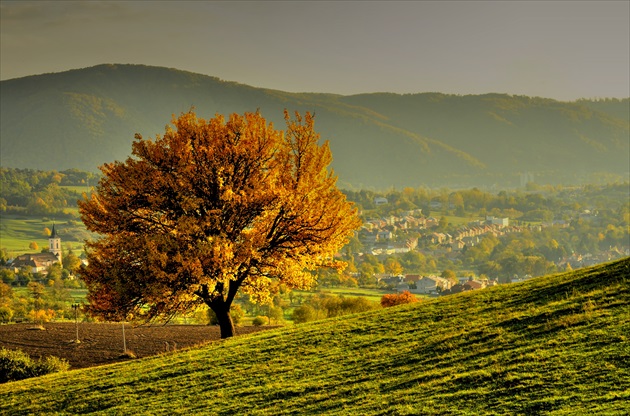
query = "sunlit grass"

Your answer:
(59, 185), (93, 195)
(1, 258), (628, 415)
(0, 215), (49, 253)
(0, 214), (88, 256)
(309, 286), (390, 303)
